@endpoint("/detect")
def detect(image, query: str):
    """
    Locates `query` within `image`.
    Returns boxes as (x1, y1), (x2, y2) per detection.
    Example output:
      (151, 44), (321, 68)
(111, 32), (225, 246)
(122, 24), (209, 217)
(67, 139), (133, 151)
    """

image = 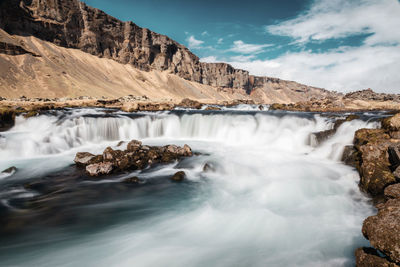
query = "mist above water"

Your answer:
(0, 108), (379, 266)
